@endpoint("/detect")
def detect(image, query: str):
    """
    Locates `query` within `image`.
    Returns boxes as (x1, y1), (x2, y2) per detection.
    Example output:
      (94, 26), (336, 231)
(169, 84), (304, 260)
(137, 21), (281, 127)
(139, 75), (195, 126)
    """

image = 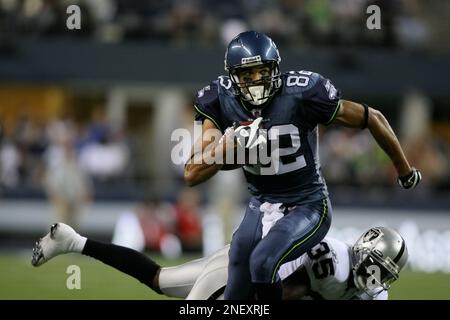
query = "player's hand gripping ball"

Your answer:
(234, 117), (266, 150)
